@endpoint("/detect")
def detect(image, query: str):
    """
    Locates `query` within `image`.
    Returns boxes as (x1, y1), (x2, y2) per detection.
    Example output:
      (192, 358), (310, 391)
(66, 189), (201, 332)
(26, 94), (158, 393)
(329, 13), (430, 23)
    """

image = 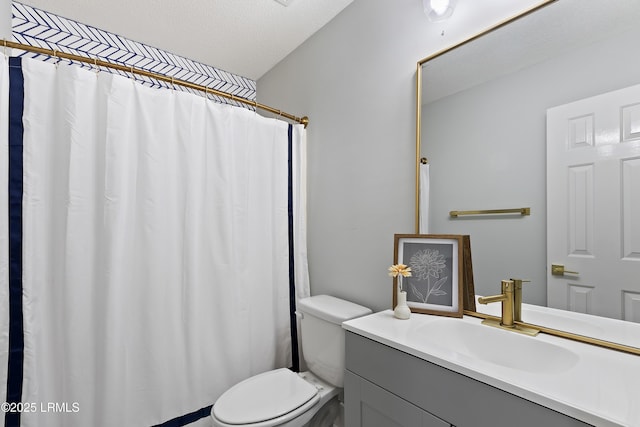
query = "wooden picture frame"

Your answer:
(392, 234), (475, 317)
